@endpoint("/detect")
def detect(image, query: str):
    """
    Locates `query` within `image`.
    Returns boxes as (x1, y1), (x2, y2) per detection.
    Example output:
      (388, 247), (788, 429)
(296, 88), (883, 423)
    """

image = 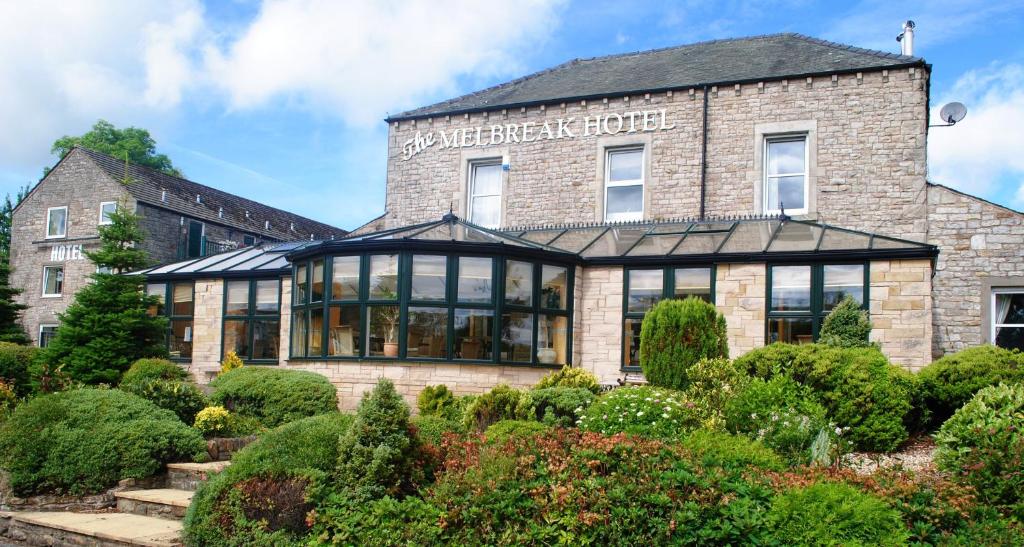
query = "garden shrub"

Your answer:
(725, 376), (838, 465)
(734, 343), (912, 451)
(935, 383), (1024, 511)
(0, 387), (206, 496)
(682, 357), (749, 429)
(184, 412), (353, 546)
(917, 345), (1024, 429)
(311, 494), (444, 546)
(417, 384), (458, 419)
(519, 386), (595, 427)
(210, 366), (338, 428)
(462, 383), (529, 432)
(194, 405), (233, 438)
(679, 430), (784, 471)
(766, 482), (909, 546)
(220, 350), (244, 375)
(818, 295), (873, 348)
(639, 297), (728, 390)
(577, 385), (701, 439)
(119, 378), (207, 425)
(411, 414), (464, 446)
(533, 365), (601, 393)
(336, 379), (425, 501)
(0, 380), (16, 419)
(483, 419), (550, 444)
(0, 342), (40, 397)
(120, 357), (188, 385)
